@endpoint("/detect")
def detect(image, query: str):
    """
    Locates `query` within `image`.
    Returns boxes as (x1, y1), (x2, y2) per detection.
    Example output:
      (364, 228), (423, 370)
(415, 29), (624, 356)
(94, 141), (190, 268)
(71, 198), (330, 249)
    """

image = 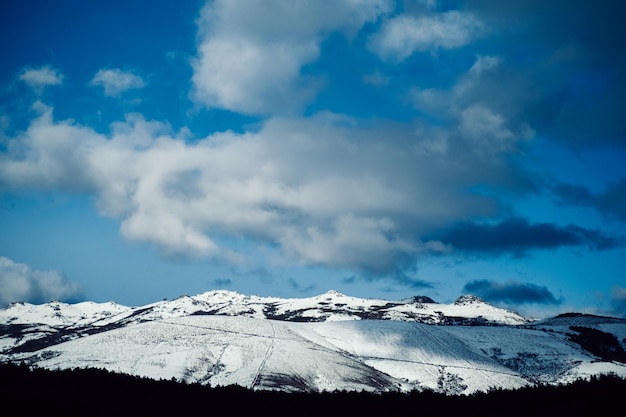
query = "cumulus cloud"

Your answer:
(192, 36), (319, 115)
(0, 102), (102, 192)
(19, 66), (63, 92)
(2, 1), (623, 297)
(463, 279), (561, 305)
(90, 68), (146, 97)
(0, 103), (534, 274)
(369, 11), (484, 61)
(2, 1), (619, 280)
(191, 0), (391, 114)
(431, 217), (621, 257)
(0, 256), (82, 306)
